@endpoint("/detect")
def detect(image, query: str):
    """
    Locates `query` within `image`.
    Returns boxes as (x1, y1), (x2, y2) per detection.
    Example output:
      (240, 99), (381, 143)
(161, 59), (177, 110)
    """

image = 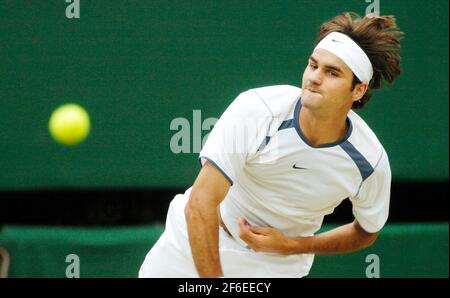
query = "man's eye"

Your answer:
(309, 64), (318, 69)
(329, 71), (338, 77)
